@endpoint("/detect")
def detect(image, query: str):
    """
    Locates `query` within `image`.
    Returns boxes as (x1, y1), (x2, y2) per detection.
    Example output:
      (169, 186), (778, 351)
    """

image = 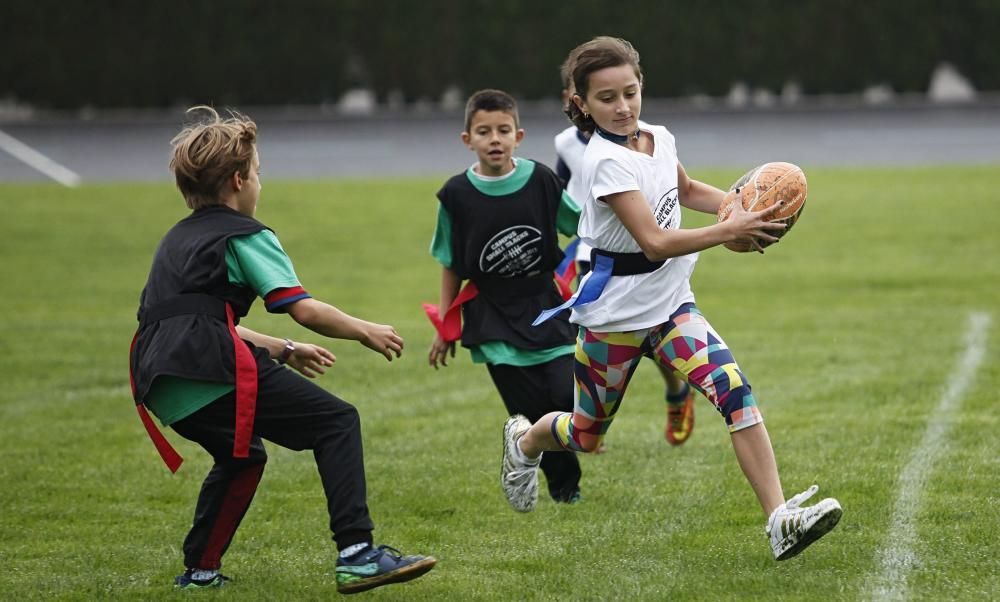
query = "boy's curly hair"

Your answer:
(169, 106), (257, 210)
